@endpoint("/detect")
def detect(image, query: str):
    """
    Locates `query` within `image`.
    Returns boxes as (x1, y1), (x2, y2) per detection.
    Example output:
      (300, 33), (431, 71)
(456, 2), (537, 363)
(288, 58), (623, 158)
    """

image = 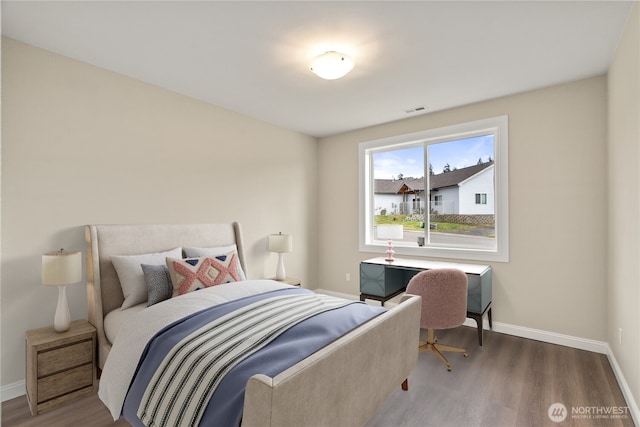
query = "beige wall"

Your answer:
(318, 76), (608, 340)
(607, 2), (640, 411)
(1, 38), (318, 386)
